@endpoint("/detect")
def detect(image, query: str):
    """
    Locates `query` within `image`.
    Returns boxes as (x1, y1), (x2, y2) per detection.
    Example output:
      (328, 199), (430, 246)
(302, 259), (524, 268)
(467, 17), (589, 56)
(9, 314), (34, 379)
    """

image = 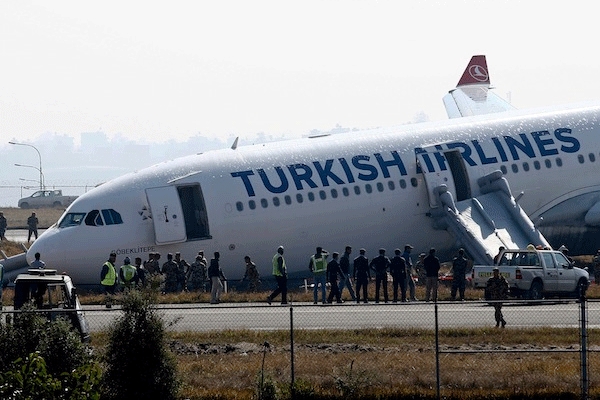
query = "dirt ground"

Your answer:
(0, 207), (64, 229)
